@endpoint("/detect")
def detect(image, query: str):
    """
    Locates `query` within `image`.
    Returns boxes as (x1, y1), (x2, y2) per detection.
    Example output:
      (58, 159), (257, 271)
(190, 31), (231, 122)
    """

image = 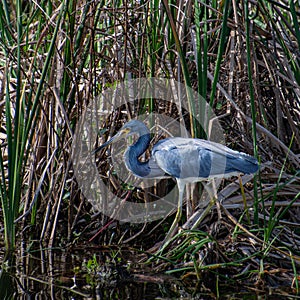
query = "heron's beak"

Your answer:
(92, 128), (130, 154)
